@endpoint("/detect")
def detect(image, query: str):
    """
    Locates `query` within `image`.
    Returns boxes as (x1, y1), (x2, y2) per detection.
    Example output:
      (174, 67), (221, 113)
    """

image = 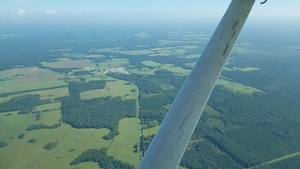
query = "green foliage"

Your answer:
(34, 111), (41, 121)
(0, 141), (8, 148)
(28, 138), (36, 143)
(60, 80), (136, 140)
(0, 94), (50, 113)
(61, 96), (136, 140)
(266, 156), (300, 169)
(71, 148), (134, 169)
(140, 134), (154, 156)
(181, 139), (242, 169)
(68, 80), (106, 96)
(26, 123), (60, 131)
(18, 133), (25, 139)
(43, 141), (58, 150)
(73, 70), (93, 76)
